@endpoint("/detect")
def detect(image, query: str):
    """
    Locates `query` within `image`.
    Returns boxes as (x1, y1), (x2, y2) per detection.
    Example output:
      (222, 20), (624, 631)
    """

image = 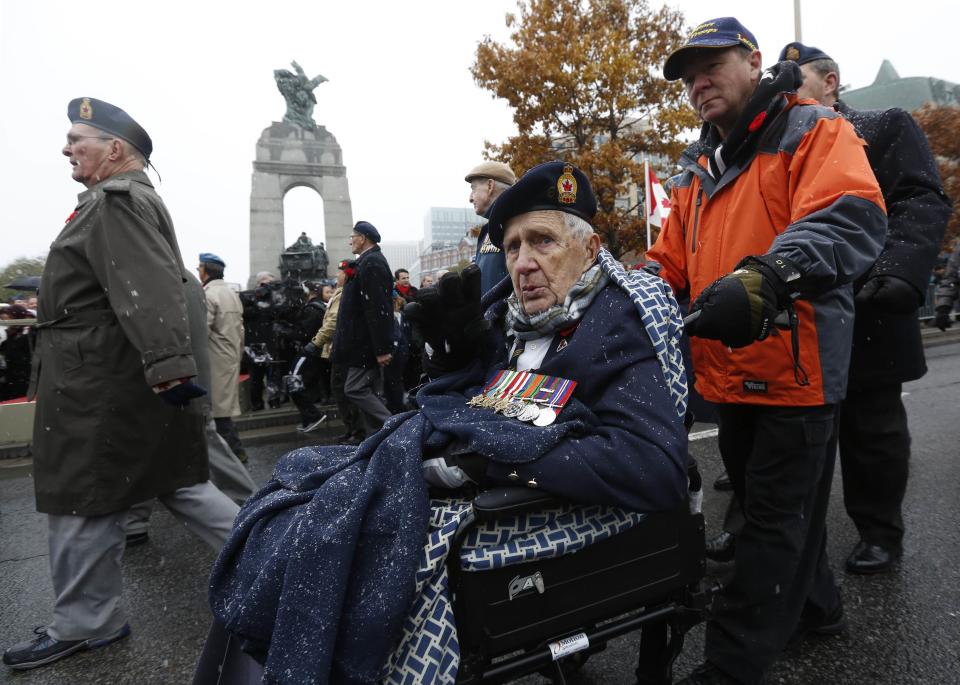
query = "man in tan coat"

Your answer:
(199, 253), (248, 463)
